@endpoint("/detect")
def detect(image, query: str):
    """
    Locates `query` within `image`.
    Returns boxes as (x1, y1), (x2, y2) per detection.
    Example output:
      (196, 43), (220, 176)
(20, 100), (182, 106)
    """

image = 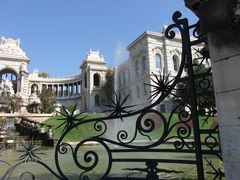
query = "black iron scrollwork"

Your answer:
(0, 11), (224, 180)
